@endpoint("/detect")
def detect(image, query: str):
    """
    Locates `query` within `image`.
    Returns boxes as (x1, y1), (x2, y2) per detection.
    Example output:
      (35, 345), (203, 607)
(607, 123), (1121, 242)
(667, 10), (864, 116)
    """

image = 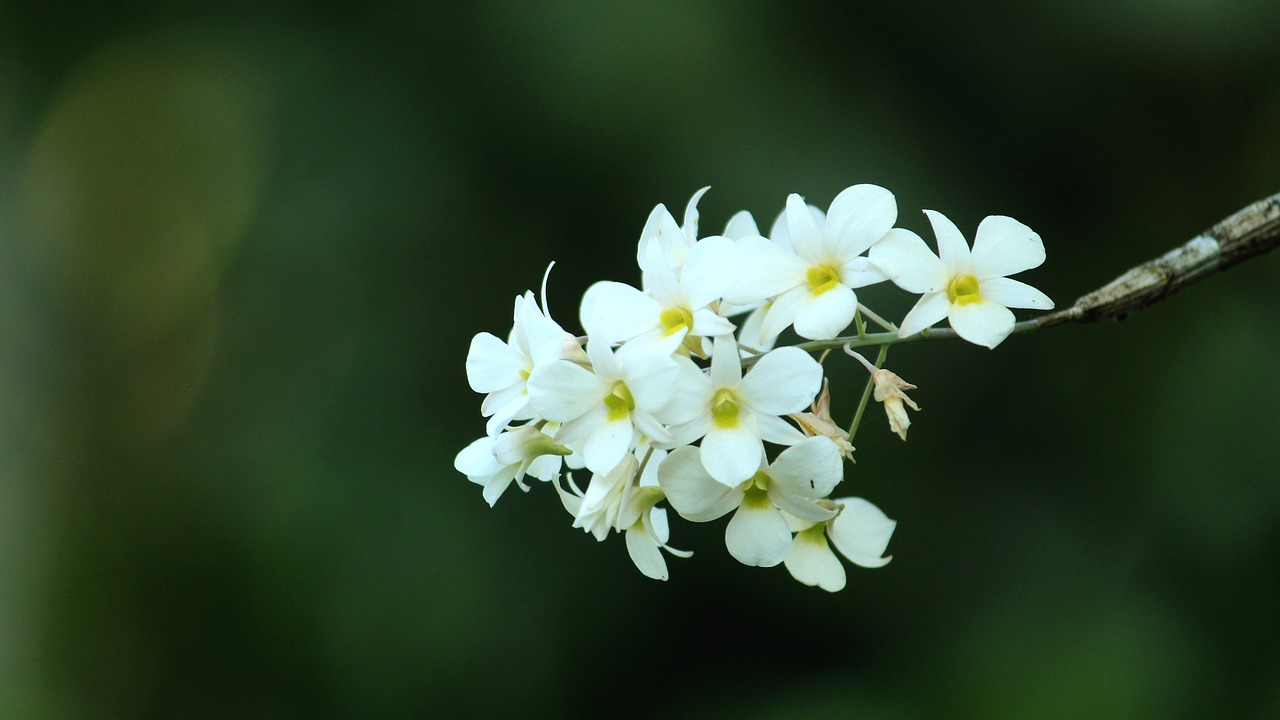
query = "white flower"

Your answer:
(869, 210), (1053, 348)
(723, 185), (894, 343)
(667, 335), (822, 487)
(579, 235), (738, 354)
(658, 437), (843, 567)
(454, 425), (570, 507)
(527, 339), (701, 474)
(635, 186), (709, 274)
(783, 496), (896, 592)
(558, 448), (691, 580)
(465, 286), (578, 436)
